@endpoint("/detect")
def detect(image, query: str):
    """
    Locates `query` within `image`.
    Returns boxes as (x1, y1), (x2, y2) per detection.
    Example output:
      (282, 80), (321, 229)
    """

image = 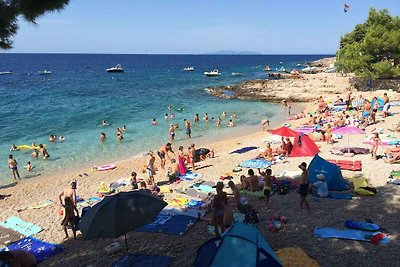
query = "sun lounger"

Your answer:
(2, 237), (63, 262)
(327, 159), (362, 171)
(0, 217), (42, 237)
(112, 254), (172, 267)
